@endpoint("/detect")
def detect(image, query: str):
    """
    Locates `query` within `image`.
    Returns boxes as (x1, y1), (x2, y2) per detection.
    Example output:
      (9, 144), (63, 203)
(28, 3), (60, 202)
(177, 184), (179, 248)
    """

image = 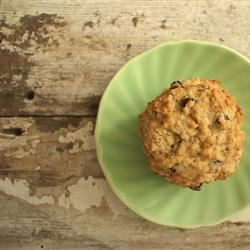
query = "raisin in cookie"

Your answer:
(139, 79), (244, 190)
